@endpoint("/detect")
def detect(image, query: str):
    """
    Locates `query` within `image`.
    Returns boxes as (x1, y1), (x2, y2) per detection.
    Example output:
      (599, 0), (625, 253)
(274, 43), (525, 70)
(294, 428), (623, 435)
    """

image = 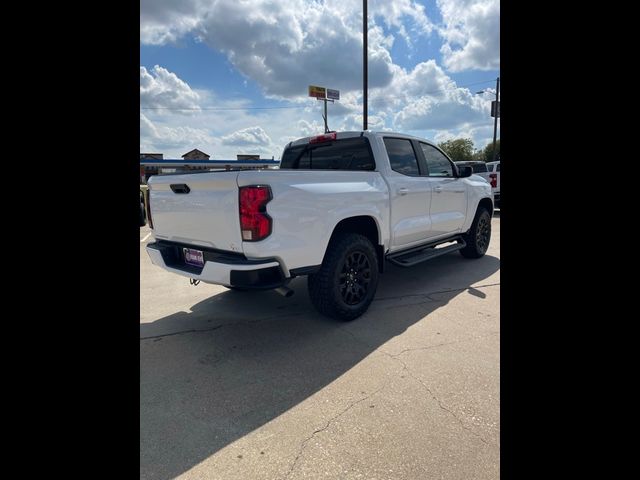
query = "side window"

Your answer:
(383, 138), (420, 176)
(496, 163), (500, 172)
(420, 143), (453, 177)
